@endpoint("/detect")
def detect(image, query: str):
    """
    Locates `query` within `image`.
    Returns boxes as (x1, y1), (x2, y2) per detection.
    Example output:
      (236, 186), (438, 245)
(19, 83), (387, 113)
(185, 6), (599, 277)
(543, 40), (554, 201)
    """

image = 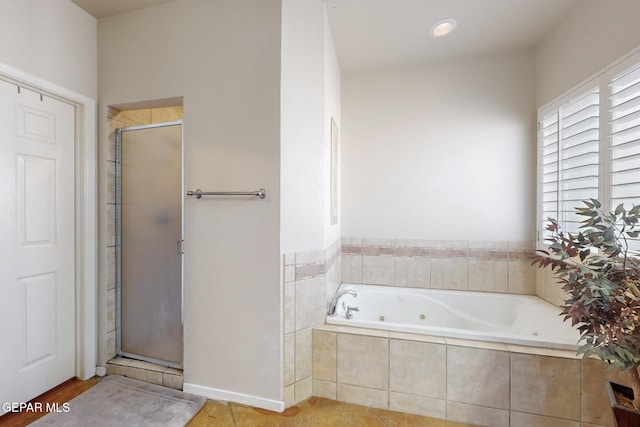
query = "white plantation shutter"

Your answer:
(537, 48), (640, 247)
(609, 63), (640, 253)
(558, 88), (600, 234)
(538, 88), (599, 239)
(539, 112), (558, 239)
